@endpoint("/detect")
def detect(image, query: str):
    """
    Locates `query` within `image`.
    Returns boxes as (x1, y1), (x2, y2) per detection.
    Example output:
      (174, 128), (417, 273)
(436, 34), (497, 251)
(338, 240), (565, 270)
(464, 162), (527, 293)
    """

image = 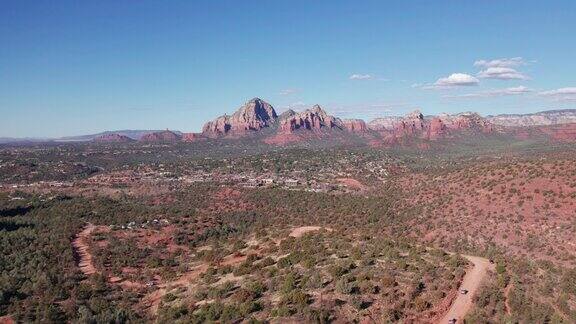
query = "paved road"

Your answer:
(438, 255), (494, 324)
